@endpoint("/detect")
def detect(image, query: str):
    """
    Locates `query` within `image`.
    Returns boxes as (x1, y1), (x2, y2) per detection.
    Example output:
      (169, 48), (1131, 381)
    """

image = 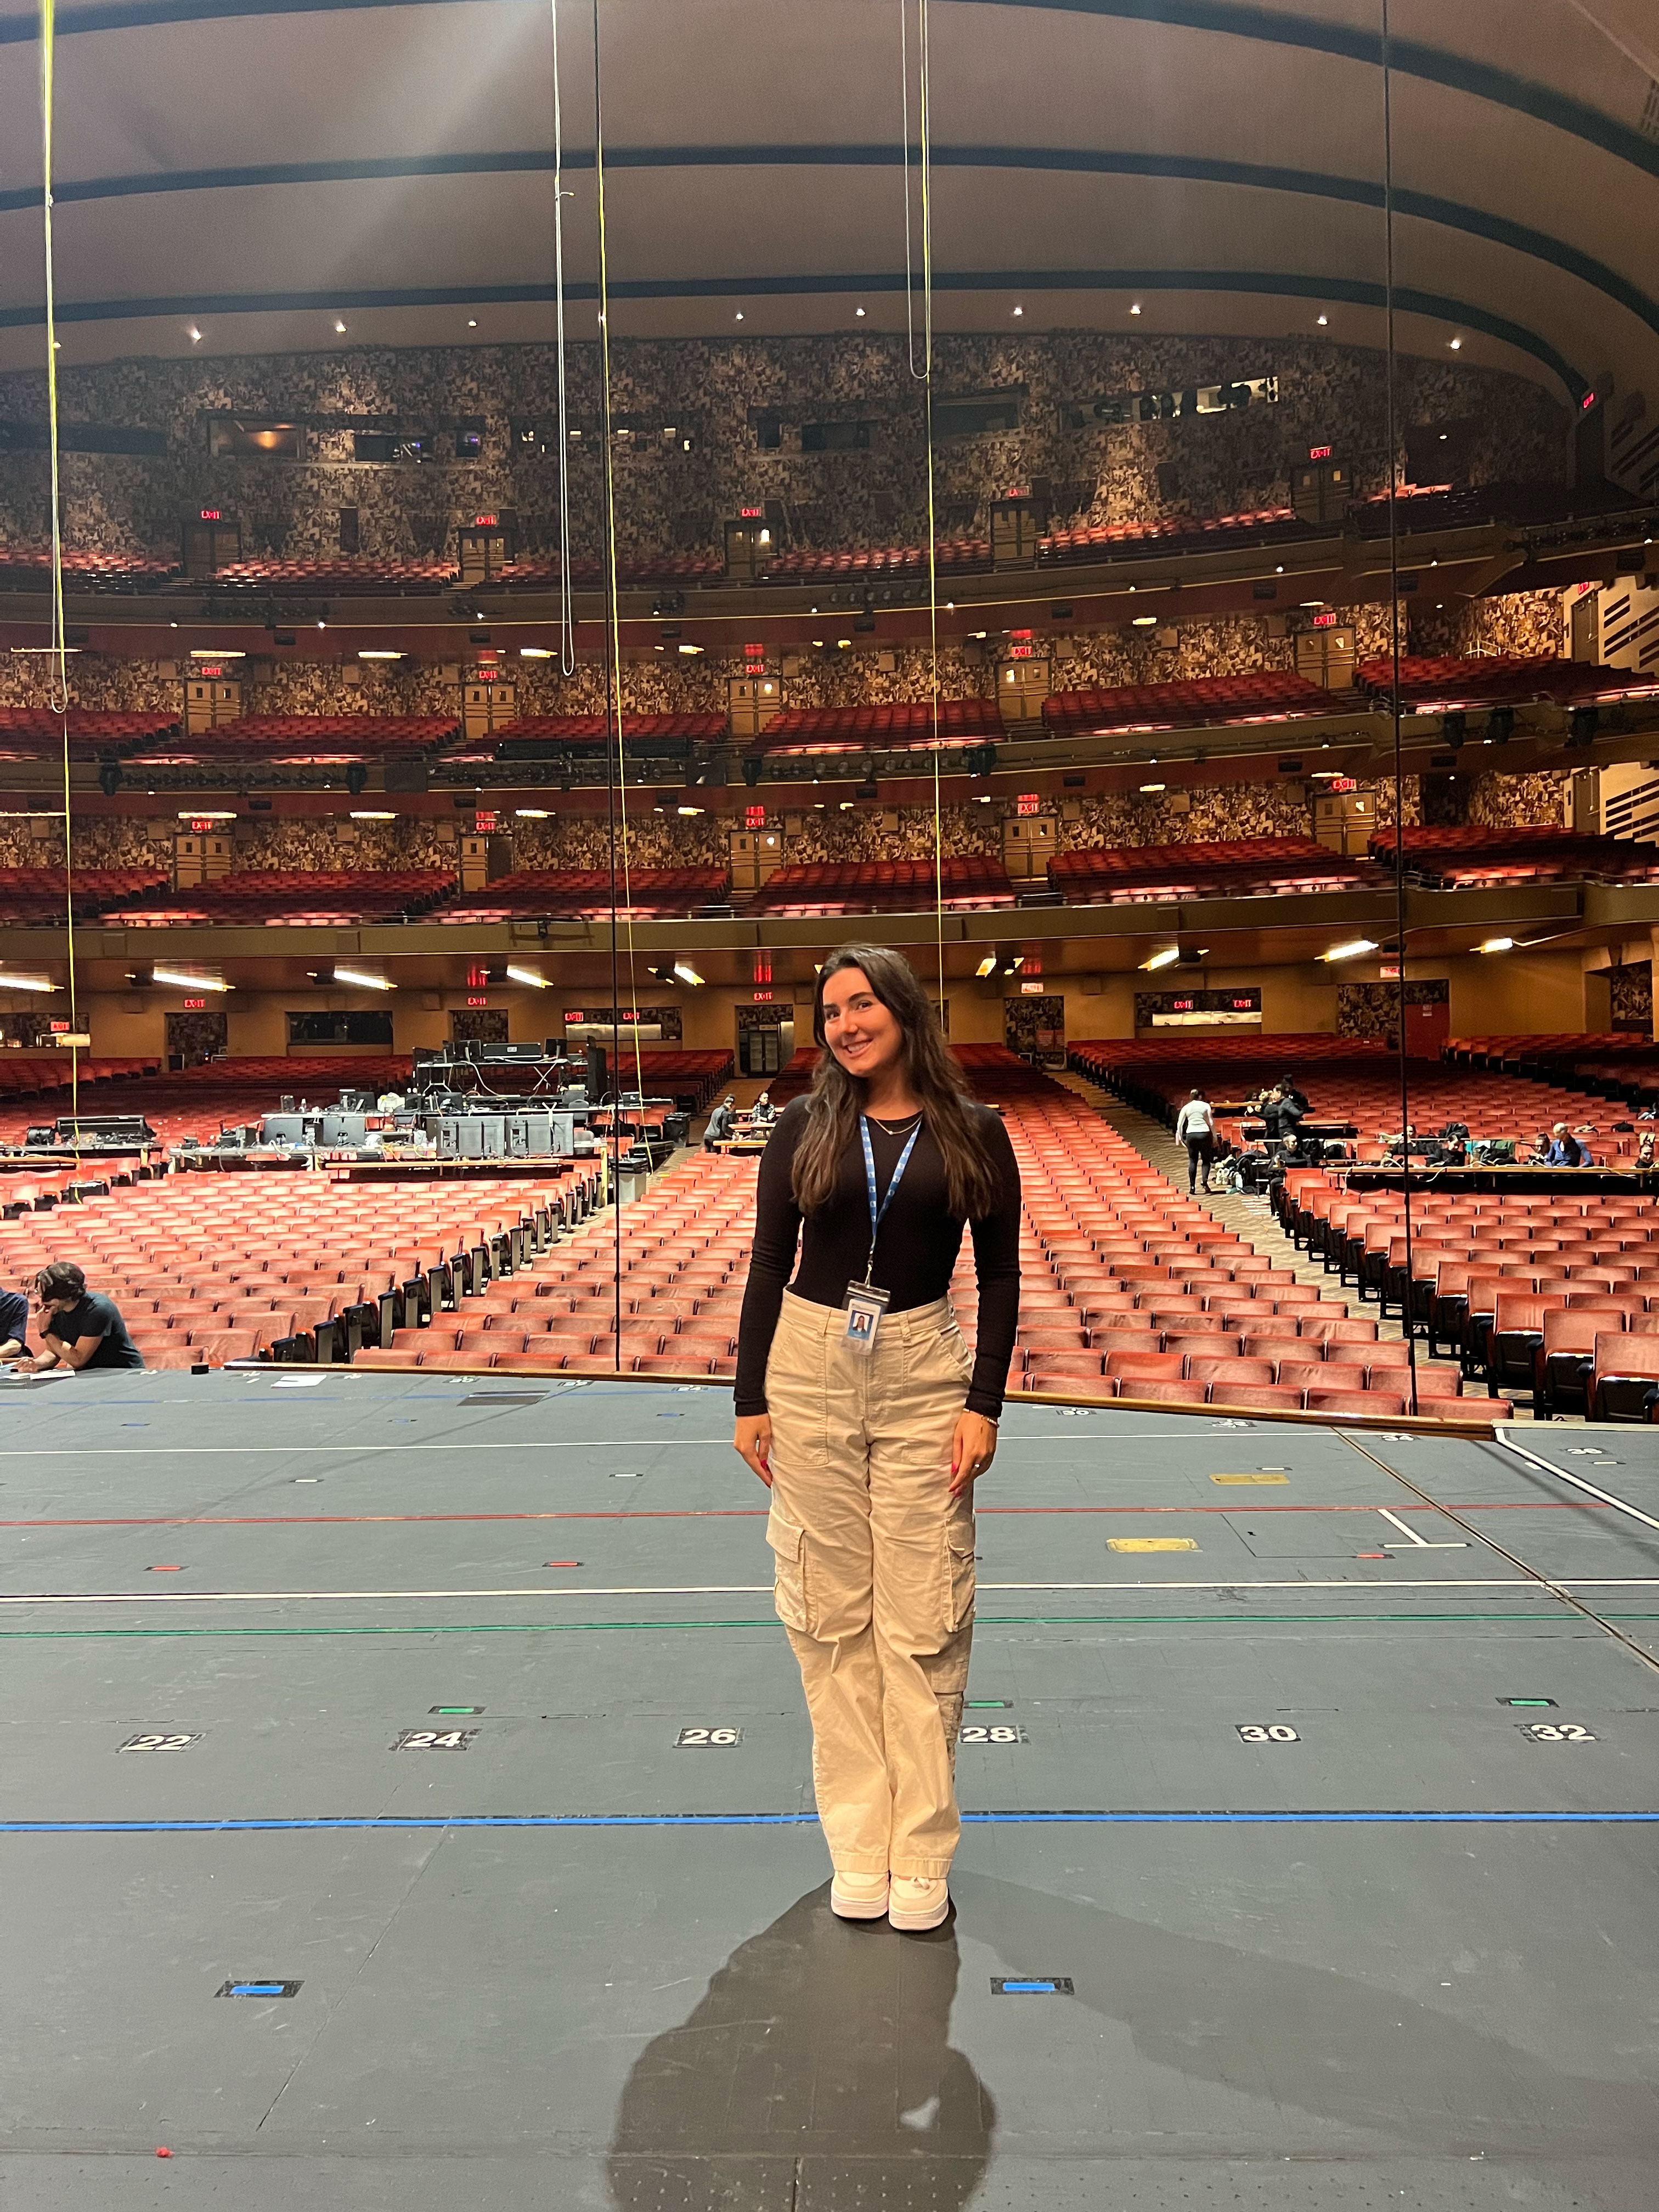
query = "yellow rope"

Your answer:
(590, 5), (645, 1114)
(38, 0), (77, 1122)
